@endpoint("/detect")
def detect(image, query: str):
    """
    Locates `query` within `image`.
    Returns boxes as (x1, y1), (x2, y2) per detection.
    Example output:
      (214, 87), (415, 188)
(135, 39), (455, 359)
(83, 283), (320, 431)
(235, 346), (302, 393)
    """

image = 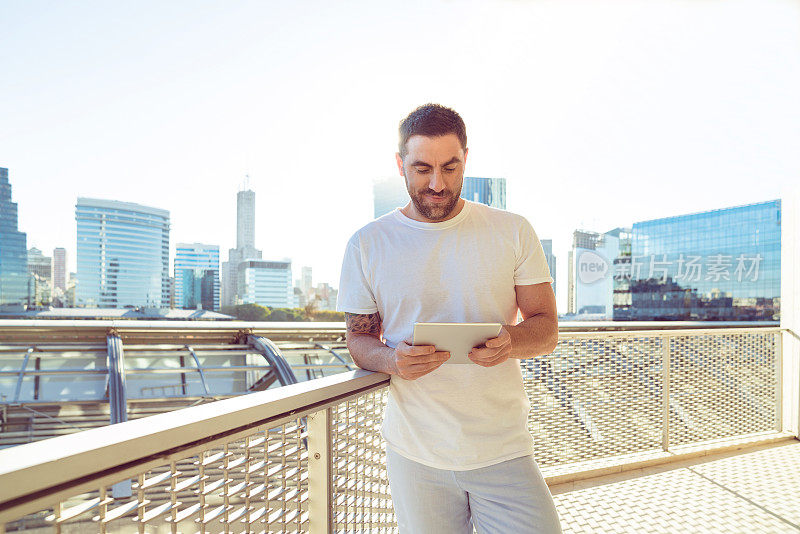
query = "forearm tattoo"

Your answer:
(345, 312), (381, 336)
